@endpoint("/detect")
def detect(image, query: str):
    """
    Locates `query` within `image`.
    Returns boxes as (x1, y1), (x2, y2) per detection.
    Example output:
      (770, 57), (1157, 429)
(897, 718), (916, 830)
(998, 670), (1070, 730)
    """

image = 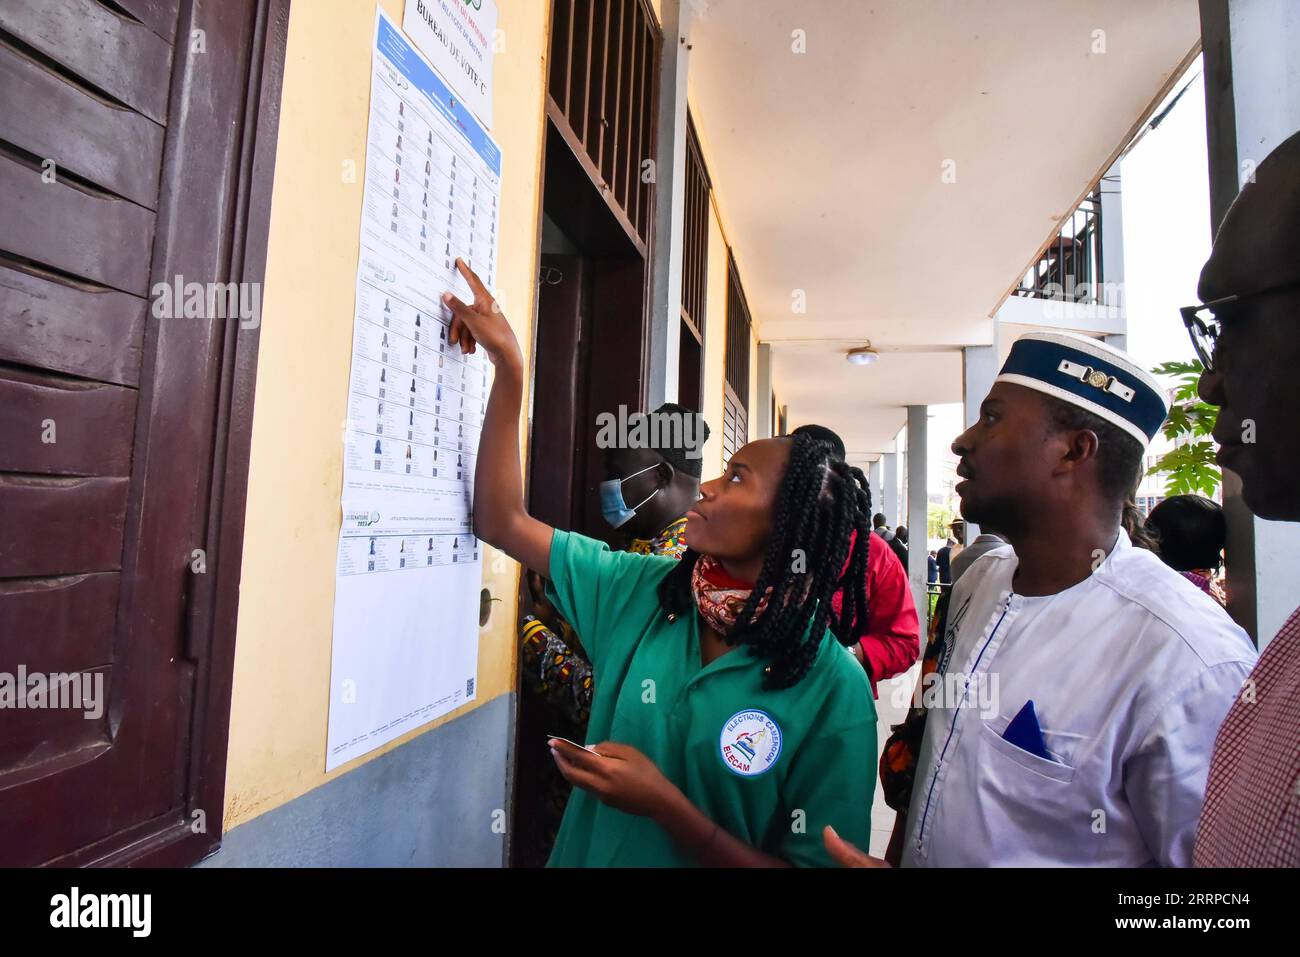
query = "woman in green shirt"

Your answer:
(445, 260), (877, 867)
